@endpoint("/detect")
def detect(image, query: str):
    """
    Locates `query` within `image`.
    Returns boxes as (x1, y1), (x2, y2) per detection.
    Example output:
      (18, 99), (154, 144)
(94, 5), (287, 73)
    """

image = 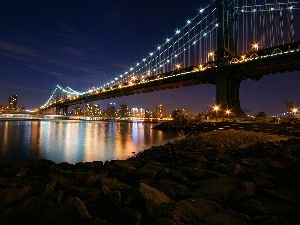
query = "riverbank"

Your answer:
(0, 130), (299, 225)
